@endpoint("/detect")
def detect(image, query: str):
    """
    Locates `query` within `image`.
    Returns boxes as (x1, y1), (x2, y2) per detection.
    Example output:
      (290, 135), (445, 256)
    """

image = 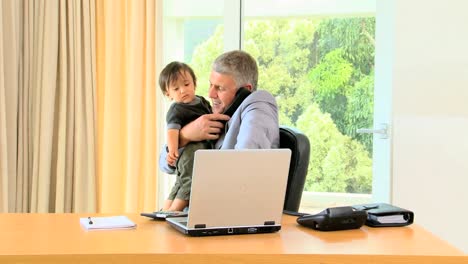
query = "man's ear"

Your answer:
(243, 84), (253, 92)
